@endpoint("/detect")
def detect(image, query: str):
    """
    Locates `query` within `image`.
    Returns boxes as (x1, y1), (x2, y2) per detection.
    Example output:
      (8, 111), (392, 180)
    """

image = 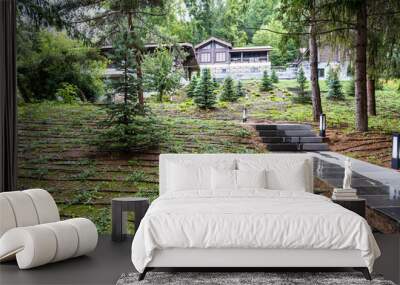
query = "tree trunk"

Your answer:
(354, 1), (368, 132)
(128, 12), (144, 107)
(367, 78), (376, 116)
(367, 47), (377, 116)
(136, 51), (144, 106)
(309, 13), (322, 122)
